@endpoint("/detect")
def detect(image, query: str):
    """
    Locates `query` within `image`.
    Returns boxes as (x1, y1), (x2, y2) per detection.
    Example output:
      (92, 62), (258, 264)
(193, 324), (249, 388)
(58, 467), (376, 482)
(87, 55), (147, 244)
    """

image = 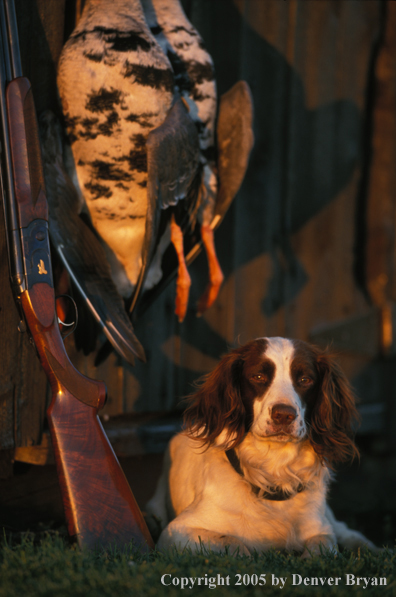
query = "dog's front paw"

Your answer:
(201, 533), (251, 556)
(157, 524), (251, 556)
(301, 534), (337, 558)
